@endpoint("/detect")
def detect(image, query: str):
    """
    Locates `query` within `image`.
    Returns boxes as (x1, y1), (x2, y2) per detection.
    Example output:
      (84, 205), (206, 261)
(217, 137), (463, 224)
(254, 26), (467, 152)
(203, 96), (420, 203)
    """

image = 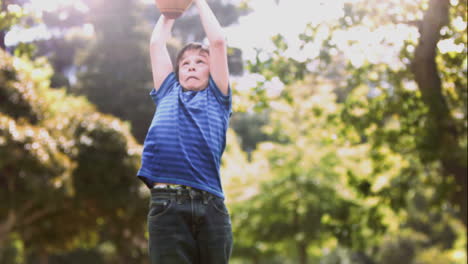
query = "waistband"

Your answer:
(153, 183), (190, 190)
(150, 184), (216, 203)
